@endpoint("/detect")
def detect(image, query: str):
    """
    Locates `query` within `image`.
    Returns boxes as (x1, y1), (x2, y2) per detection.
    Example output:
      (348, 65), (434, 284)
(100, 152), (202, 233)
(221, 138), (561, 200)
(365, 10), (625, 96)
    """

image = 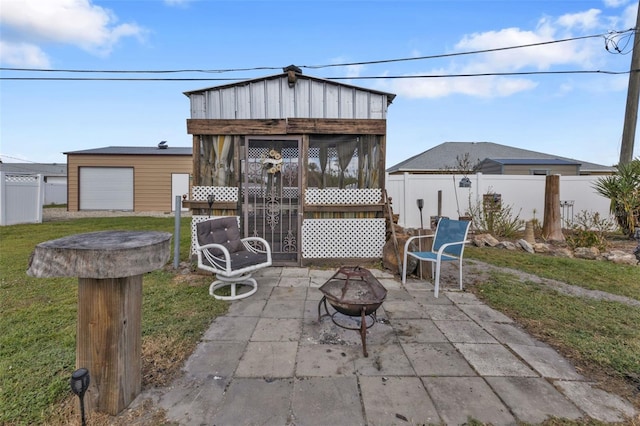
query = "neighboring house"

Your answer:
(64, 144), (192, 212)
(387, 141), (615, 176)
(0, 162), (67, 204)
(183, 65), (396, 266)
